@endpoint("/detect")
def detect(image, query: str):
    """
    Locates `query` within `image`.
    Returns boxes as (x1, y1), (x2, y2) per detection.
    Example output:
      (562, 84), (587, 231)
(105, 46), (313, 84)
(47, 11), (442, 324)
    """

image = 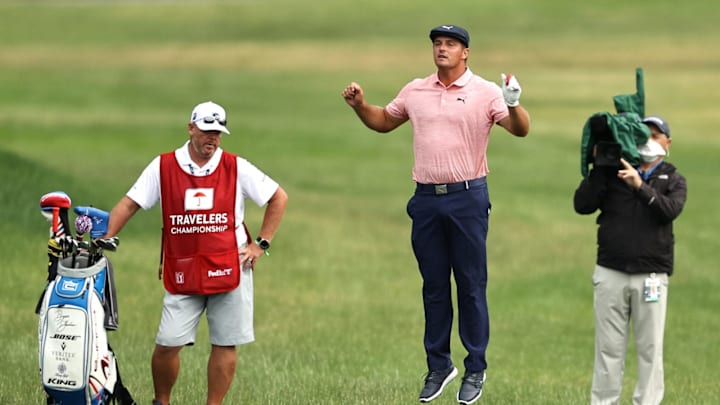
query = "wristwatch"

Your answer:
(255, 236), (271, 251)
